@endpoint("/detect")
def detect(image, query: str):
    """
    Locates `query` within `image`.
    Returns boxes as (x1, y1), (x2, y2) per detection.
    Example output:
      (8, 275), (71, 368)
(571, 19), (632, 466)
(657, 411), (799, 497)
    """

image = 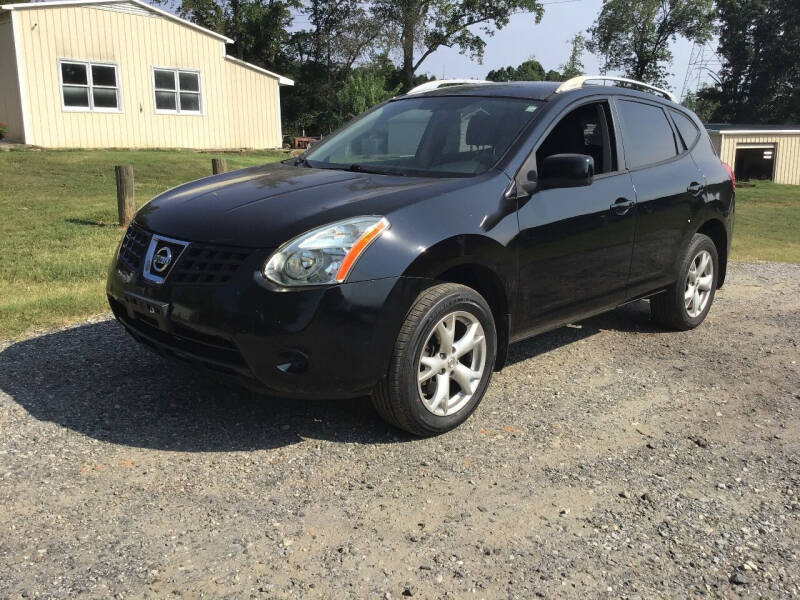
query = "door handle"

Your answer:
(610, 197), (634, 216)
(687, 181), (705, 195)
